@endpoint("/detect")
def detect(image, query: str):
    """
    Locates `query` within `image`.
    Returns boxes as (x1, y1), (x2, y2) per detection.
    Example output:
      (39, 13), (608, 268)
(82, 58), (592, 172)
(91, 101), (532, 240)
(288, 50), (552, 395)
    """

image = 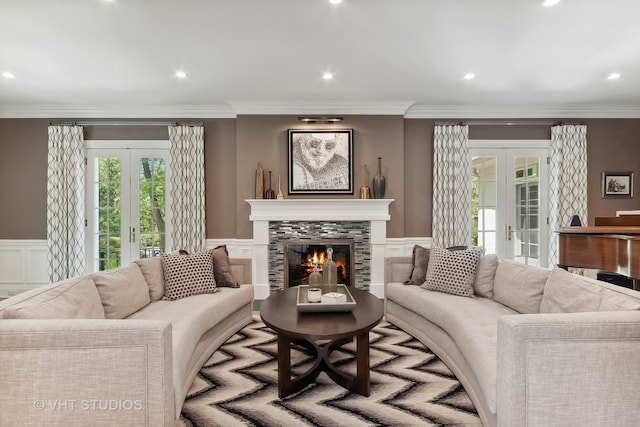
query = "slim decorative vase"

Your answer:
(265, 171), (276, 199)
(255, 162), (264, 199)
(276, 172), (284, 199)
(359, 164), (371, 199)
(372, 157), (386, 199)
